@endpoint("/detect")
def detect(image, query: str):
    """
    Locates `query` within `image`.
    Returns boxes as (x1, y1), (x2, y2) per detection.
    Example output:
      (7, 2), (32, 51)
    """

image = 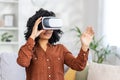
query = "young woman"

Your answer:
(17, 8), (94, 80)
